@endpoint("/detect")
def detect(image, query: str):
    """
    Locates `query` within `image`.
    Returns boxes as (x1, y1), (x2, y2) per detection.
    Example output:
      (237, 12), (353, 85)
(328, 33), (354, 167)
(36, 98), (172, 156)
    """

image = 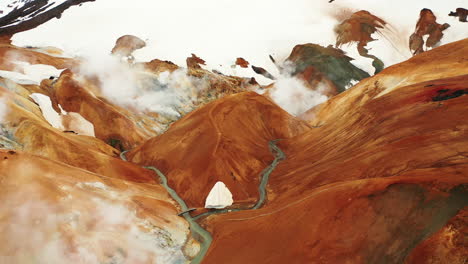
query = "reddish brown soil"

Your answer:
(128, 92), (310, 208)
